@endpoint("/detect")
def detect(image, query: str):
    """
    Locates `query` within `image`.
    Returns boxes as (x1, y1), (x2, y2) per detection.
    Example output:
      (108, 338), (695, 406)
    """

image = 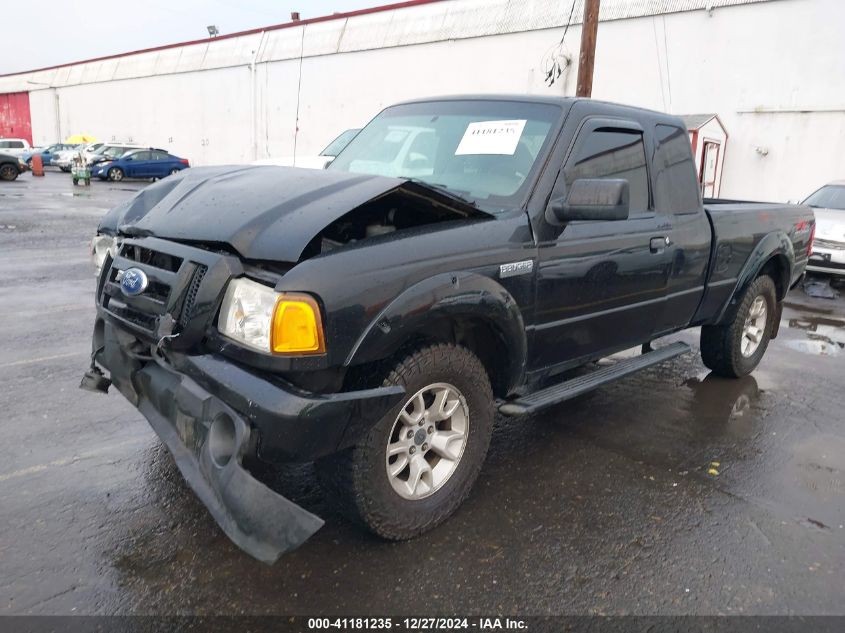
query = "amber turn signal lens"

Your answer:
(271, 294), (325, 354)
